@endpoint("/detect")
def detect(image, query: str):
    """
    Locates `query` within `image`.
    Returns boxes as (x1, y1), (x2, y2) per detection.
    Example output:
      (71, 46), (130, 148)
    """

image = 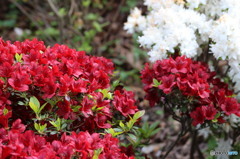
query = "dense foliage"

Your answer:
(0, 38), (138, 158)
